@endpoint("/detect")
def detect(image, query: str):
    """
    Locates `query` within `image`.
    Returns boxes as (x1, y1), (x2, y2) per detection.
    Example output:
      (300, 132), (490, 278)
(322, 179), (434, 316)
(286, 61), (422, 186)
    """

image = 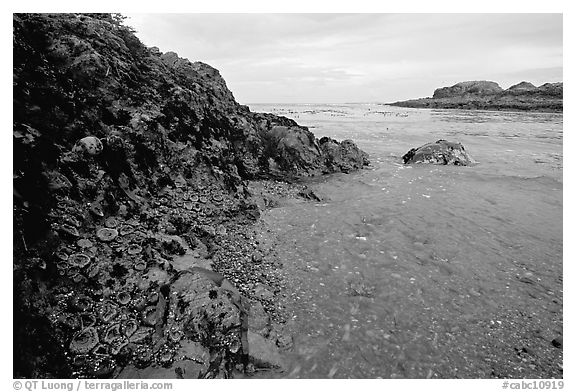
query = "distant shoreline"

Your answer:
(387, 80), (563, 114)
(247, 102), (563, 115)
(388, 102), (563, 114)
